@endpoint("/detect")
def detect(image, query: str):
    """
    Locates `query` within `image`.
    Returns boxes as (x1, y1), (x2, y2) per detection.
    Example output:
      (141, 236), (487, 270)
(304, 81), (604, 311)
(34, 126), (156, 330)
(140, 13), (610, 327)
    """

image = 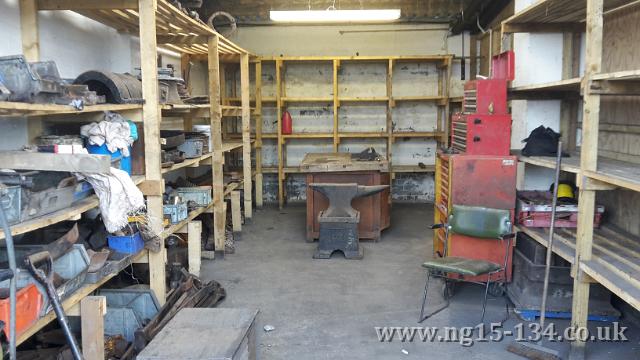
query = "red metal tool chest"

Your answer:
(451, 113), (512, 155)
(463, 79), (509, 115)
(434, 152), (517, 282)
